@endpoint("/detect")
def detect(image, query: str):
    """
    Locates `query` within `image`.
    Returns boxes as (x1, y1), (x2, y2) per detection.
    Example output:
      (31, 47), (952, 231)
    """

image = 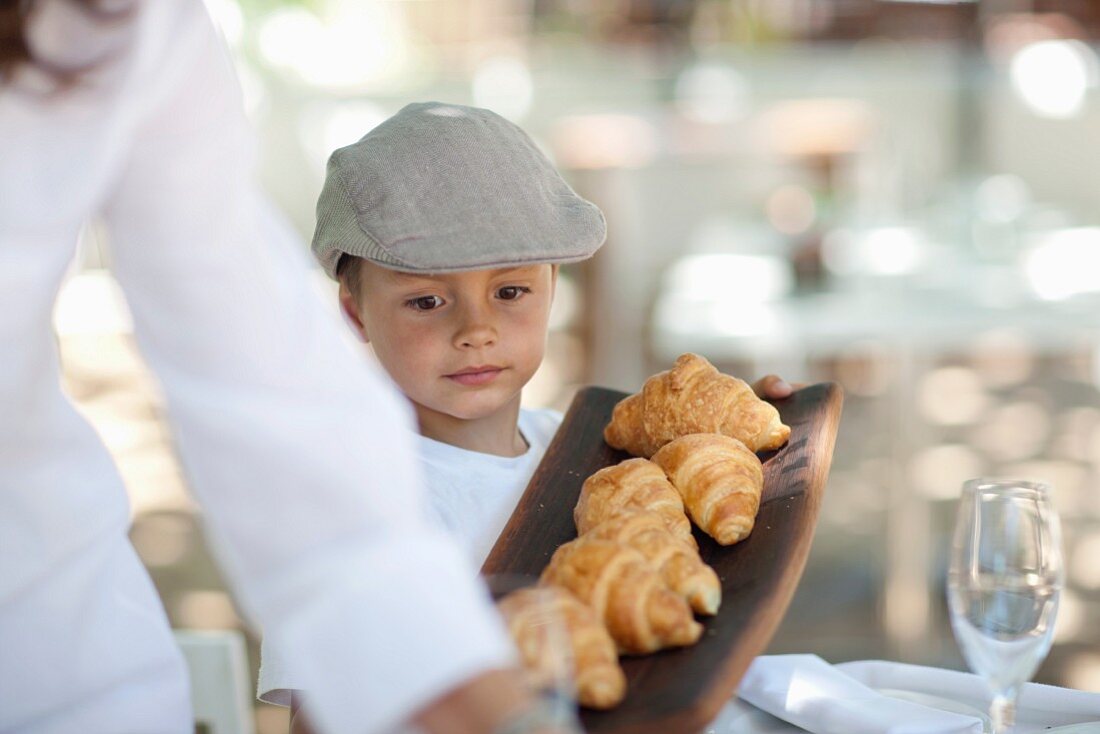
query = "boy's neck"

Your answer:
(415, 396), (528, 458)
